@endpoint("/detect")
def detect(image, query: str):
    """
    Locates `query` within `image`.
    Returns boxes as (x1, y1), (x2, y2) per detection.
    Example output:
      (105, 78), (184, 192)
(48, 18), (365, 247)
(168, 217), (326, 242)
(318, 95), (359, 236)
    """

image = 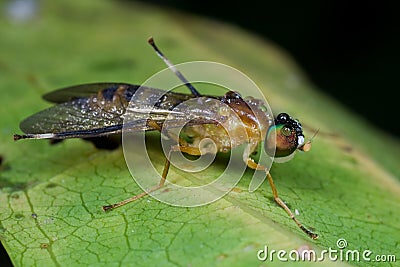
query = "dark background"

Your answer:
(136, 0), (399, 138)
